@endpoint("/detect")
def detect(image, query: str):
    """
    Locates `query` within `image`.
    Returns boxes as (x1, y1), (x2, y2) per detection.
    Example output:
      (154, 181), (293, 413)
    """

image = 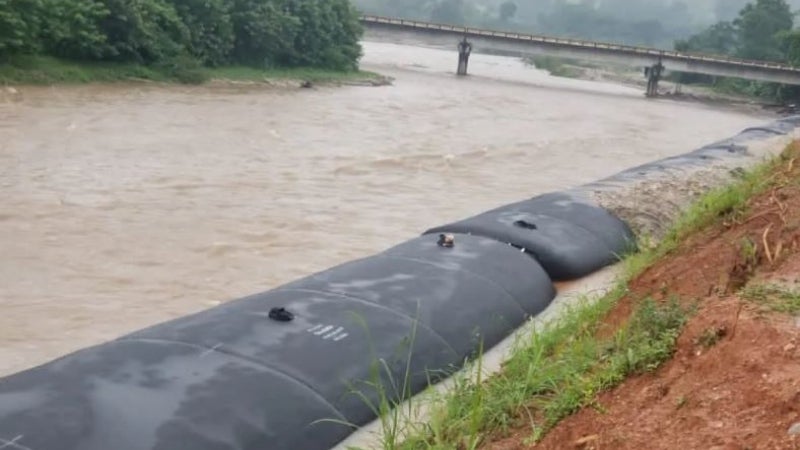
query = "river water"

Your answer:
(0, 41), (773, 377)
